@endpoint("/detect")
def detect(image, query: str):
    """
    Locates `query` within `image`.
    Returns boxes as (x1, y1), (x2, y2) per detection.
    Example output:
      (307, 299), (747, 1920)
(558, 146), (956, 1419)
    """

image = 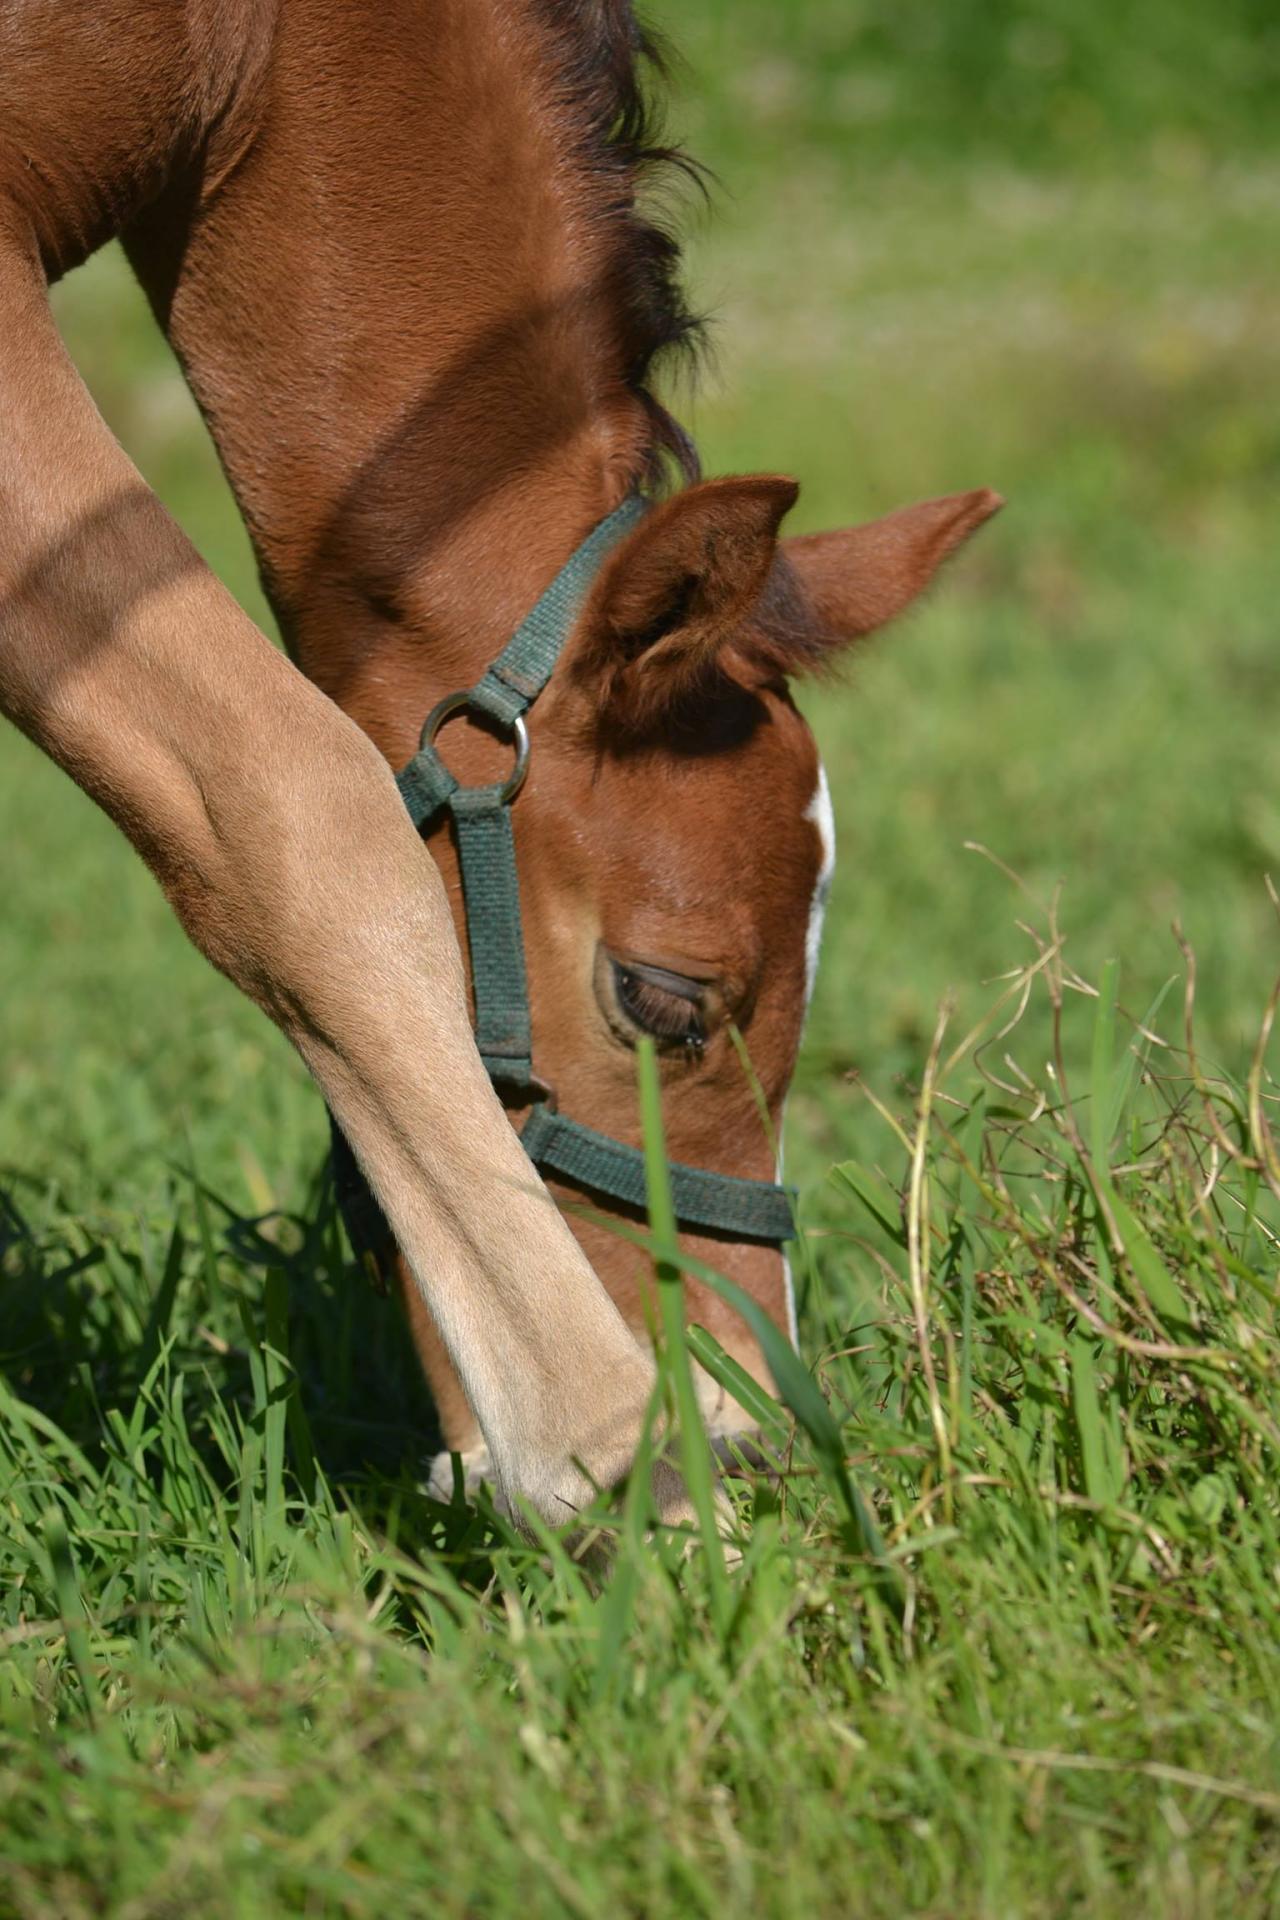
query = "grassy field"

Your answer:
(3, 2), (1280, 1913)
